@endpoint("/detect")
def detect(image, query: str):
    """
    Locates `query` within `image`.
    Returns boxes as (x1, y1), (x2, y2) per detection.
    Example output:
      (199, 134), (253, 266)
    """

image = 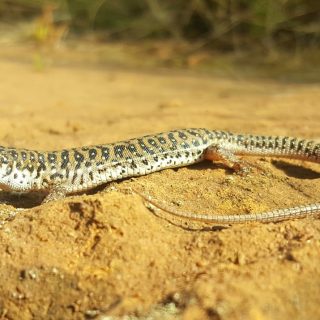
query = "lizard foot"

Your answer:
(42, 186), (67, 203)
